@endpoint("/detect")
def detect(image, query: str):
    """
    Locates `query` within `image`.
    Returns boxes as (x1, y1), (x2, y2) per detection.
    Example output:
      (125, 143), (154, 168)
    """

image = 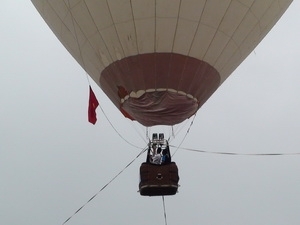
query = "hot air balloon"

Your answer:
(31, 0), (293, 196)
(30, 0), (293, 127)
